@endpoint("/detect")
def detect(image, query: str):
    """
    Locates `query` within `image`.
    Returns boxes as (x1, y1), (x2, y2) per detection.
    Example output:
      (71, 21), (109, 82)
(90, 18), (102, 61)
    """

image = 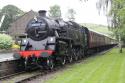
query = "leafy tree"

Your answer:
(67, 9), (76, 21)
(97, 0), (125, 53)
(0, 9), (2, 17)
(0, 5), (24, 31)
(0, 9), (3, 24)
(49, 5), (62, 18)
